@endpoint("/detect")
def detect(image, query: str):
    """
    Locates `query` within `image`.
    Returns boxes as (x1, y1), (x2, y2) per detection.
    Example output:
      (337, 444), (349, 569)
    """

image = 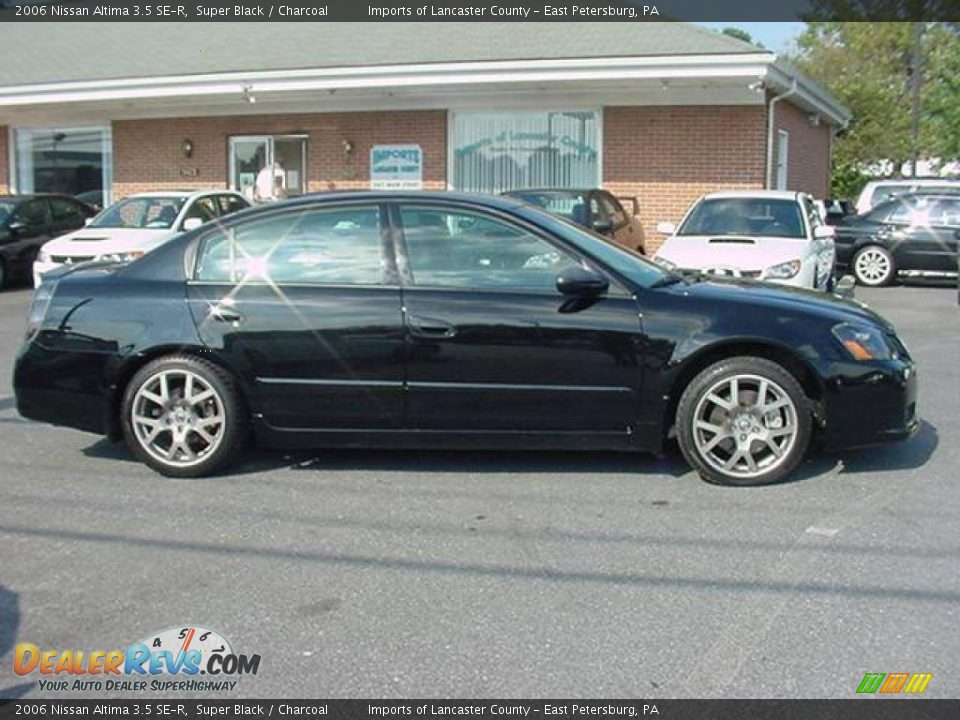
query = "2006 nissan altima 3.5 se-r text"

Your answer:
(14, 192), (919, 485)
